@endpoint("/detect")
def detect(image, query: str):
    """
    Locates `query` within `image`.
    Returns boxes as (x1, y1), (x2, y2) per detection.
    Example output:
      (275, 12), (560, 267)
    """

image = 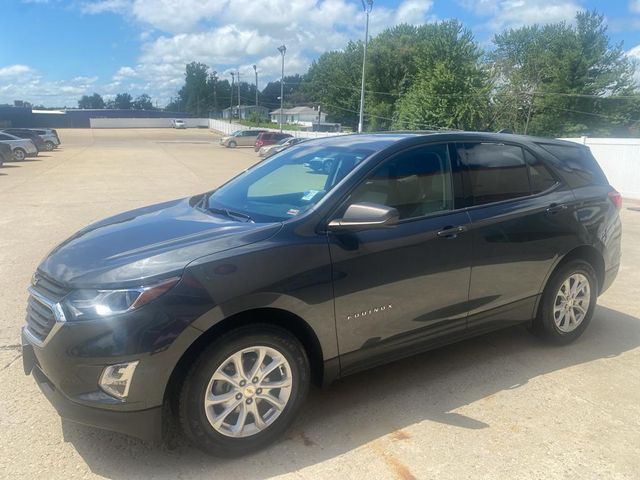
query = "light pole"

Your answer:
(237, 70), (241, 121)
(358, 0), (373, 134)
(253, 64), (258, 126)
(229, 72), (235, 124)
(278, 44), (287, 132)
